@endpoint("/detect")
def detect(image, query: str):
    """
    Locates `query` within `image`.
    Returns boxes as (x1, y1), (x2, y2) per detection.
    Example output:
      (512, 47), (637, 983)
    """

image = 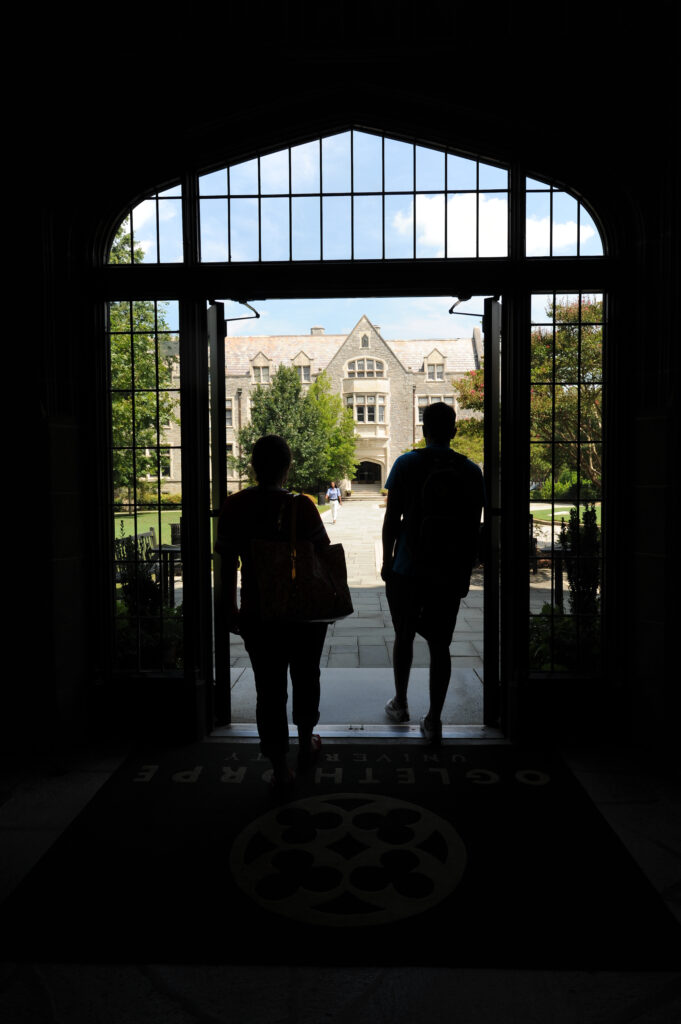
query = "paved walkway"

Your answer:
(226, 495), (487, 729)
